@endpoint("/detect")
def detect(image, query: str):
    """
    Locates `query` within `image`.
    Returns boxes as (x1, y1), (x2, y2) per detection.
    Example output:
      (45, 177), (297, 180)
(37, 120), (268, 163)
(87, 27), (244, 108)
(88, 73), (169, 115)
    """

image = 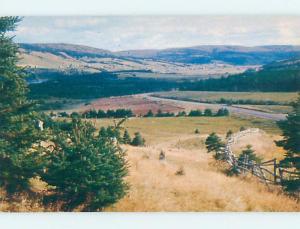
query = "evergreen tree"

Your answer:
(276, 94), (300, 192)
(99, 127), (107, 138)
(123, 129), (131, 144)
(238, 145), (261, 165)
(204, 109), (213, 116)
(41, 118), (128, 211)
(131, 132), (145, 146)
(0, 17), (46, 194)
(205, 132), (225, 159)
(144, 110), (154, 117)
